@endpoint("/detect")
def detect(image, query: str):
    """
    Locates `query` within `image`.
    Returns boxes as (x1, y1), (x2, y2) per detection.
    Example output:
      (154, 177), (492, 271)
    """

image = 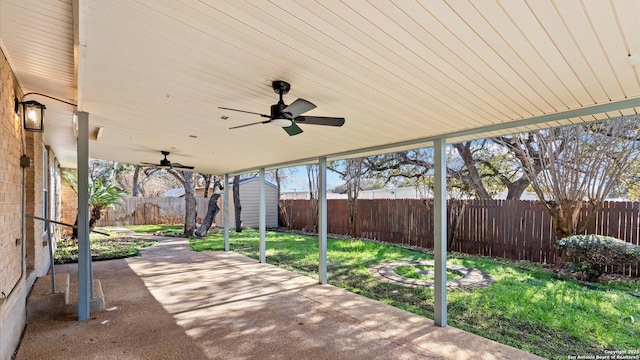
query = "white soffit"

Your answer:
(1, 1), (639, 174)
